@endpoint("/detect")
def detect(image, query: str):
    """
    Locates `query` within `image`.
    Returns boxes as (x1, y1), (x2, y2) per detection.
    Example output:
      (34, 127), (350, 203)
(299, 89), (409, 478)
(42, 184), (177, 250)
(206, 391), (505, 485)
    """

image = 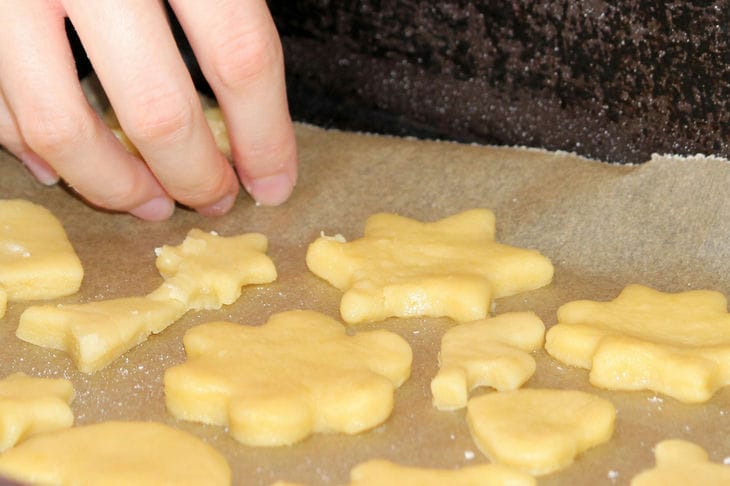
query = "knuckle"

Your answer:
(123, 88), (195, 145)
(19, 106), (89, 154)
(208, 24), (283, 90)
